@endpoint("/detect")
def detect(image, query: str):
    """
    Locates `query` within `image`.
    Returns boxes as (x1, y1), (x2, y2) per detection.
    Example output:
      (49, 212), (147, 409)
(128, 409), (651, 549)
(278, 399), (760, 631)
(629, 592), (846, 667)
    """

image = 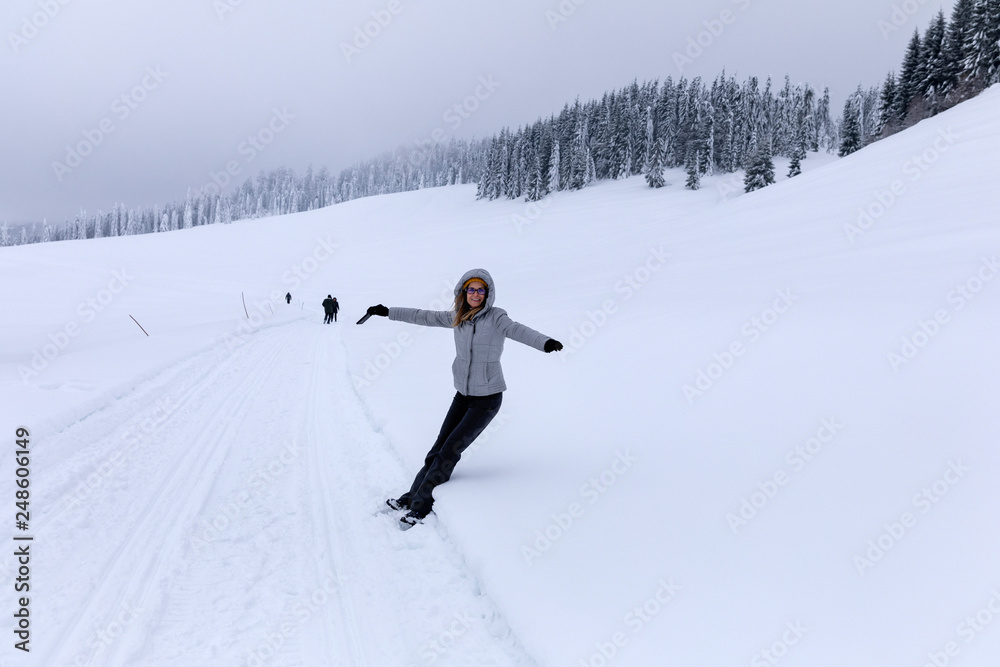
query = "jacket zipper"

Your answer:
(465, 321), (476, 395)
